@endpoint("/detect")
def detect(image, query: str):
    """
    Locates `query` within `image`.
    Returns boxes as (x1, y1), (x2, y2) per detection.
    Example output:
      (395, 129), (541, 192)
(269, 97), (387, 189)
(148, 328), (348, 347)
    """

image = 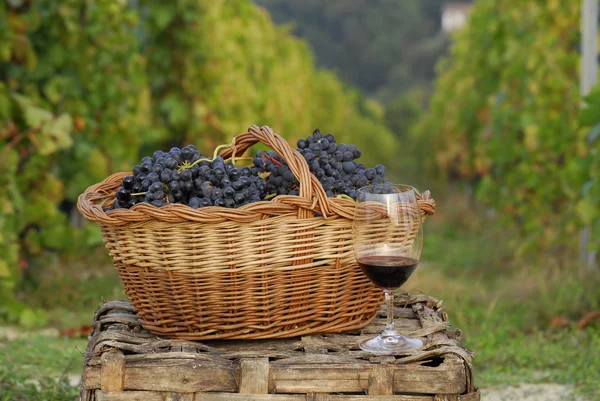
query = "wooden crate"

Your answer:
(80, 295), (479, 401)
